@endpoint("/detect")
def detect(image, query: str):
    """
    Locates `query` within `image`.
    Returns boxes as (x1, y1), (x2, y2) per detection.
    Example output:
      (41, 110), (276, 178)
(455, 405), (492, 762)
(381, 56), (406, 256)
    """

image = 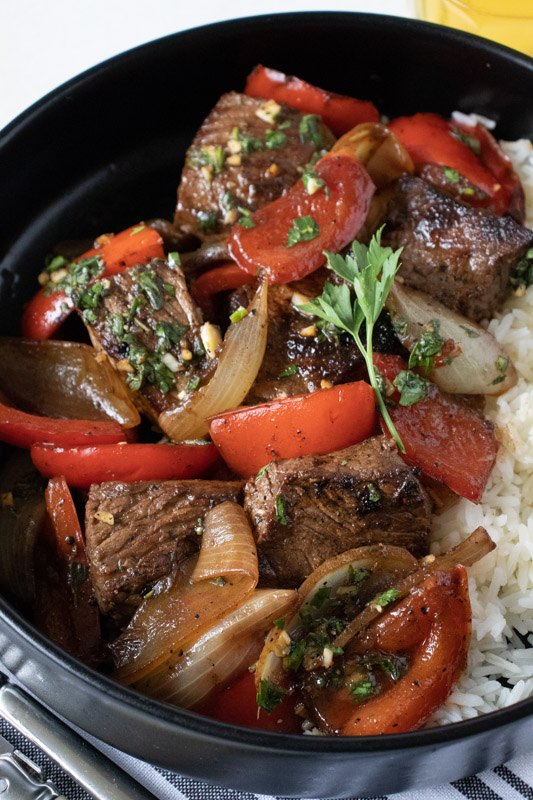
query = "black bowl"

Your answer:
(1, 12), (533, 799)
